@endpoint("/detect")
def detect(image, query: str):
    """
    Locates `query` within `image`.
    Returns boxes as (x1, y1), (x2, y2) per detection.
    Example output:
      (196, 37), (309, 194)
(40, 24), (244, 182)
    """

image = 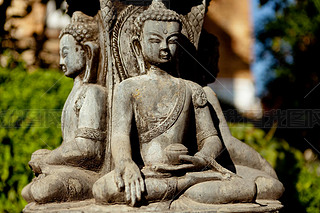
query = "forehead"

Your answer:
(142, 20), (180, 36)
(60, 34), (77, 48)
